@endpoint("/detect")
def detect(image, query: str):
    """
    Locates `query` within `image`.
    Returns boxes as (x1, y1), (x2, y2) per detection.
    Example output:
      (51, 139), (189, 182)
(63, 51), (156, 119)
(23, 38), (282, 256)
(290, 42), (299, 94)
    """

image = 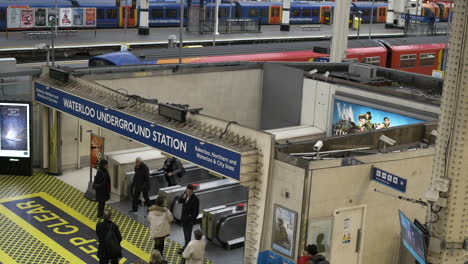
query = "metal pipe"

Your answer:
(369, 0), (375, 39)
(179, 0), (184, 63)
(52, 0), (57, 67)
